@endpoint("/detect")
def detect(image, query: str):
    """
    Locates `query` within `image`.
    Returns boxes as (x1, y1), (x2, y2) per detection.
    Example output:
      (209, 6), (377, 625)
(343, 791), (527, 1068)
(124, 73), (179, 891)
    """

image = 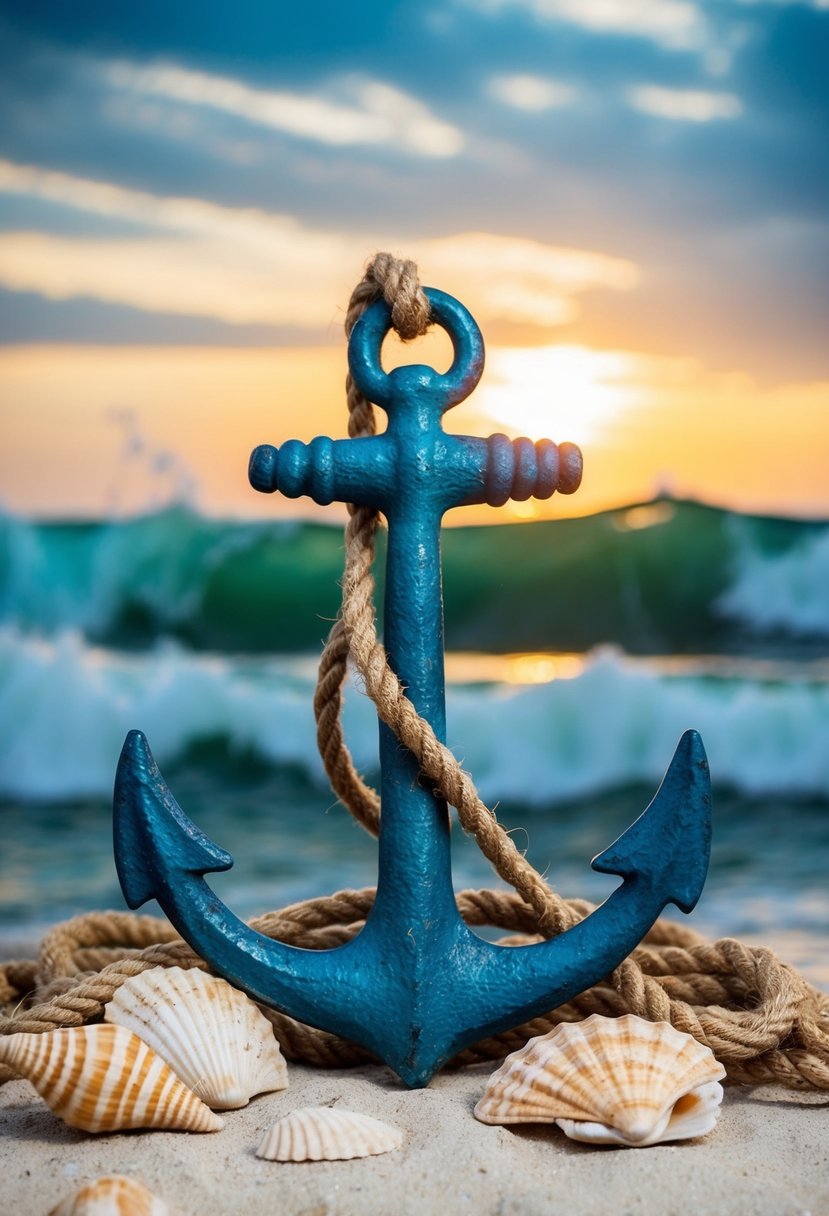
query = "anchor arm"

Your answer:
(113, 730), (383, 1046)
(484, 732), (709, 1027)
(395, 729), (712, 1078)
(489, 728), (711, 1017)
(590, 727), (711, 913)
